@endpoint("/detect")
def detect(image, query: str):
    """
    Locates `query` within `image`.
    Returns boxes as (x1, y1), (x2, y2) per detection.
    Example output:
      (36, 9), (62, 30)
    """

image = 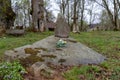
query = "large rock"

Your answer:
(4, 45), (31, 61)
(55, 13), (70, 38)
(4, 36), (106, 66)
